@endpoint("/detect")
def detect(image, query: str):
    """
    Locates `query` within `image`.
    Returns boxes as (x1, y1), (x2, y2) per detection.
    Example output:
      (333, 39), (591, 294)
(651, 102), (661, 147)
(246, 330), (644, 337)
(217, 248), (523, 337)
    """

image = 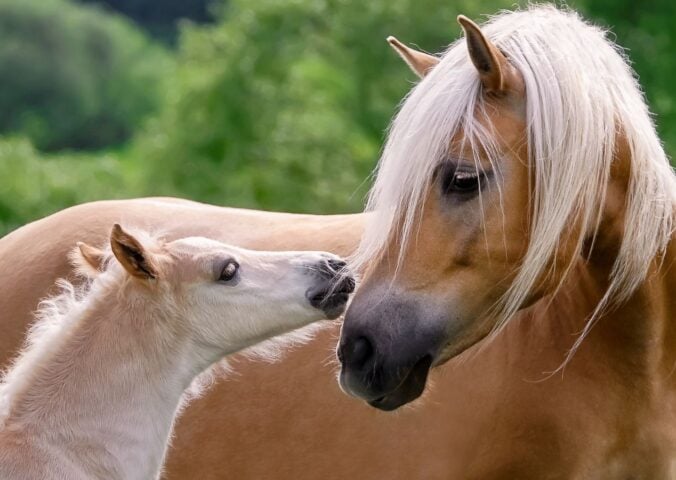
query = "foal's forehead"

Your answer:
(167, 236), (238, 258)
(163, 237), (241, 281)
